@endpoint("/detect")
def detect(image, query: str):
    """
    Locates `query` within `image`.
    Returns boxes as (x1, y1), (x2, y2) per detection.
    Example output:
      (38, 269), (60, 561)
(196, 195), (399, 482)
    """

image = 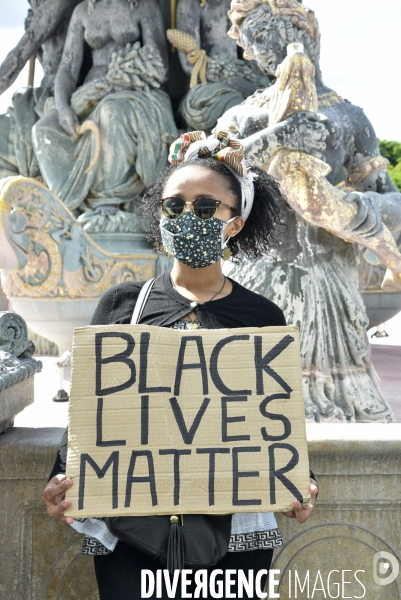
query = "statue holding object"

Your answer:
(218, 0), (401, 423)
(167, 0), (270, 132)
(0, 0), (83, 181)
(31, 0), (177, 232)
